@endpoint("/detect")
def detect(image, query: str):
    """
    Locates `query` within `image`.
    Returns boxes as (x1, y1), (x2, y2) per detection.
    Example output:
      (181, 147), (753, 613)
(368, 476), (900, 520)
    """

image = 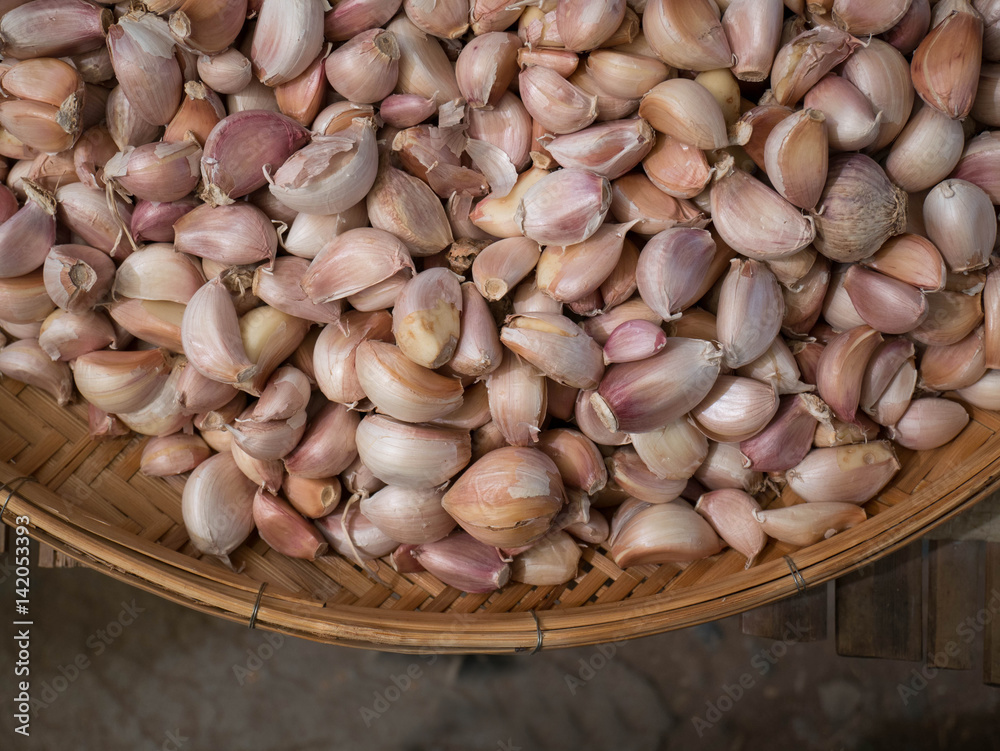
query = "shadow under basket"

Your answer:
(2, 377), (999, 654)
